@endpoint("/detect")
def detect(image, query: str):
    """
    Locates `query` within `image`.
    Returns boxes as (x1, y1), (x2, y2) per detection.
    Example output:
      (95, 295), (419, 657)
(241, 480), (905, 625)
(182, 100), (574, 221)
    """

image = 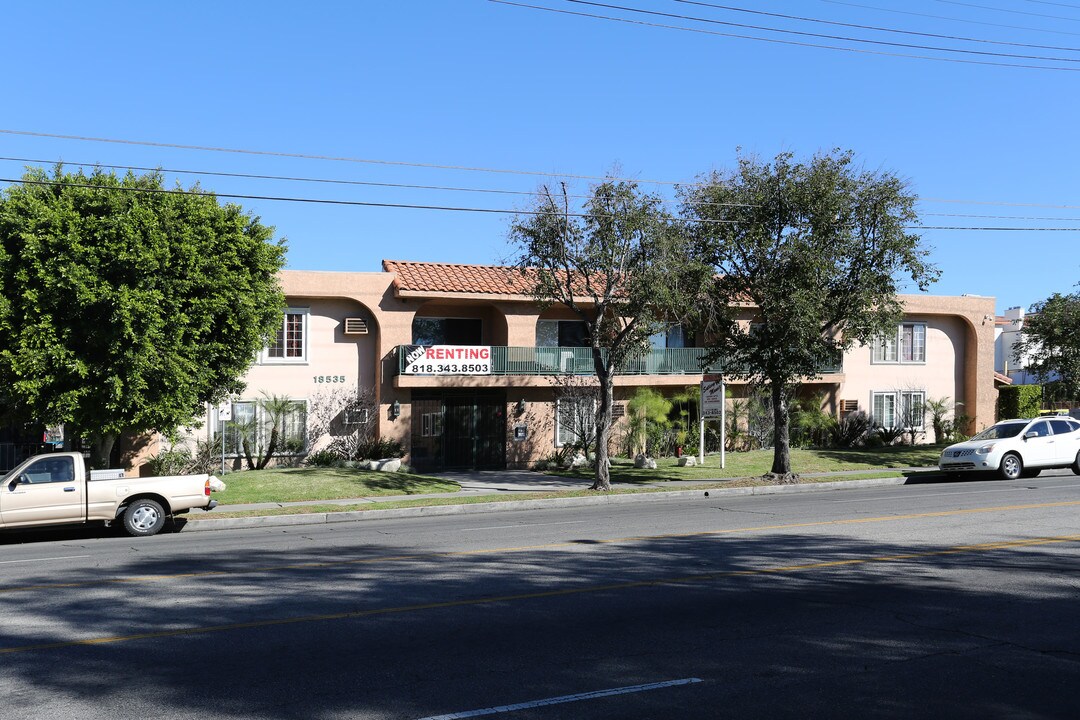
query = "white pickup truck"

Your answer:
(1, 452), (220, 536)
